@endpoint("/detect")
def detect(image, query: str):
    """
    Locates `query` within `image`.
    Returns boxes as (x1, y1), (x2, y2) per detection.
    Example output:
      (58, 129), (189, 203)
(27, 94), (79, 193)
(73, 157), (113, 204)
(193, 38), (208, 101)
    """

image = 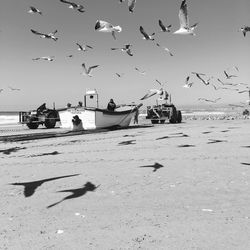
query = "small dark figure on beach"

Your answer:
(72, 115), (83, 131)
(107, 98), (116, 111)
(78, 101), (83, 107)
(134, 109), (139, 124)
(67, 103), (72, 108)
